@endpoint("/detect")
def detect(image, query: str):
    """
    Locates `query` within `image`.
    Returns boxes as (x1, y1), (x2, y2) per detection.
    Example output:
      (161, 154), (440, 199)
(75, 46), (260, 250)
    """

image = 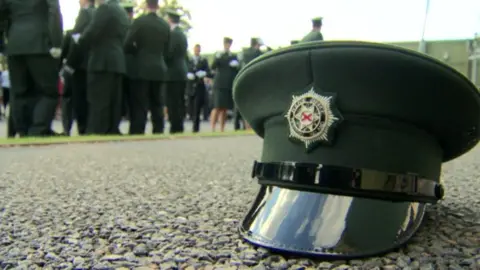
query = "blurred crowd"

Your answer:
(0, 0), (323, 138)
